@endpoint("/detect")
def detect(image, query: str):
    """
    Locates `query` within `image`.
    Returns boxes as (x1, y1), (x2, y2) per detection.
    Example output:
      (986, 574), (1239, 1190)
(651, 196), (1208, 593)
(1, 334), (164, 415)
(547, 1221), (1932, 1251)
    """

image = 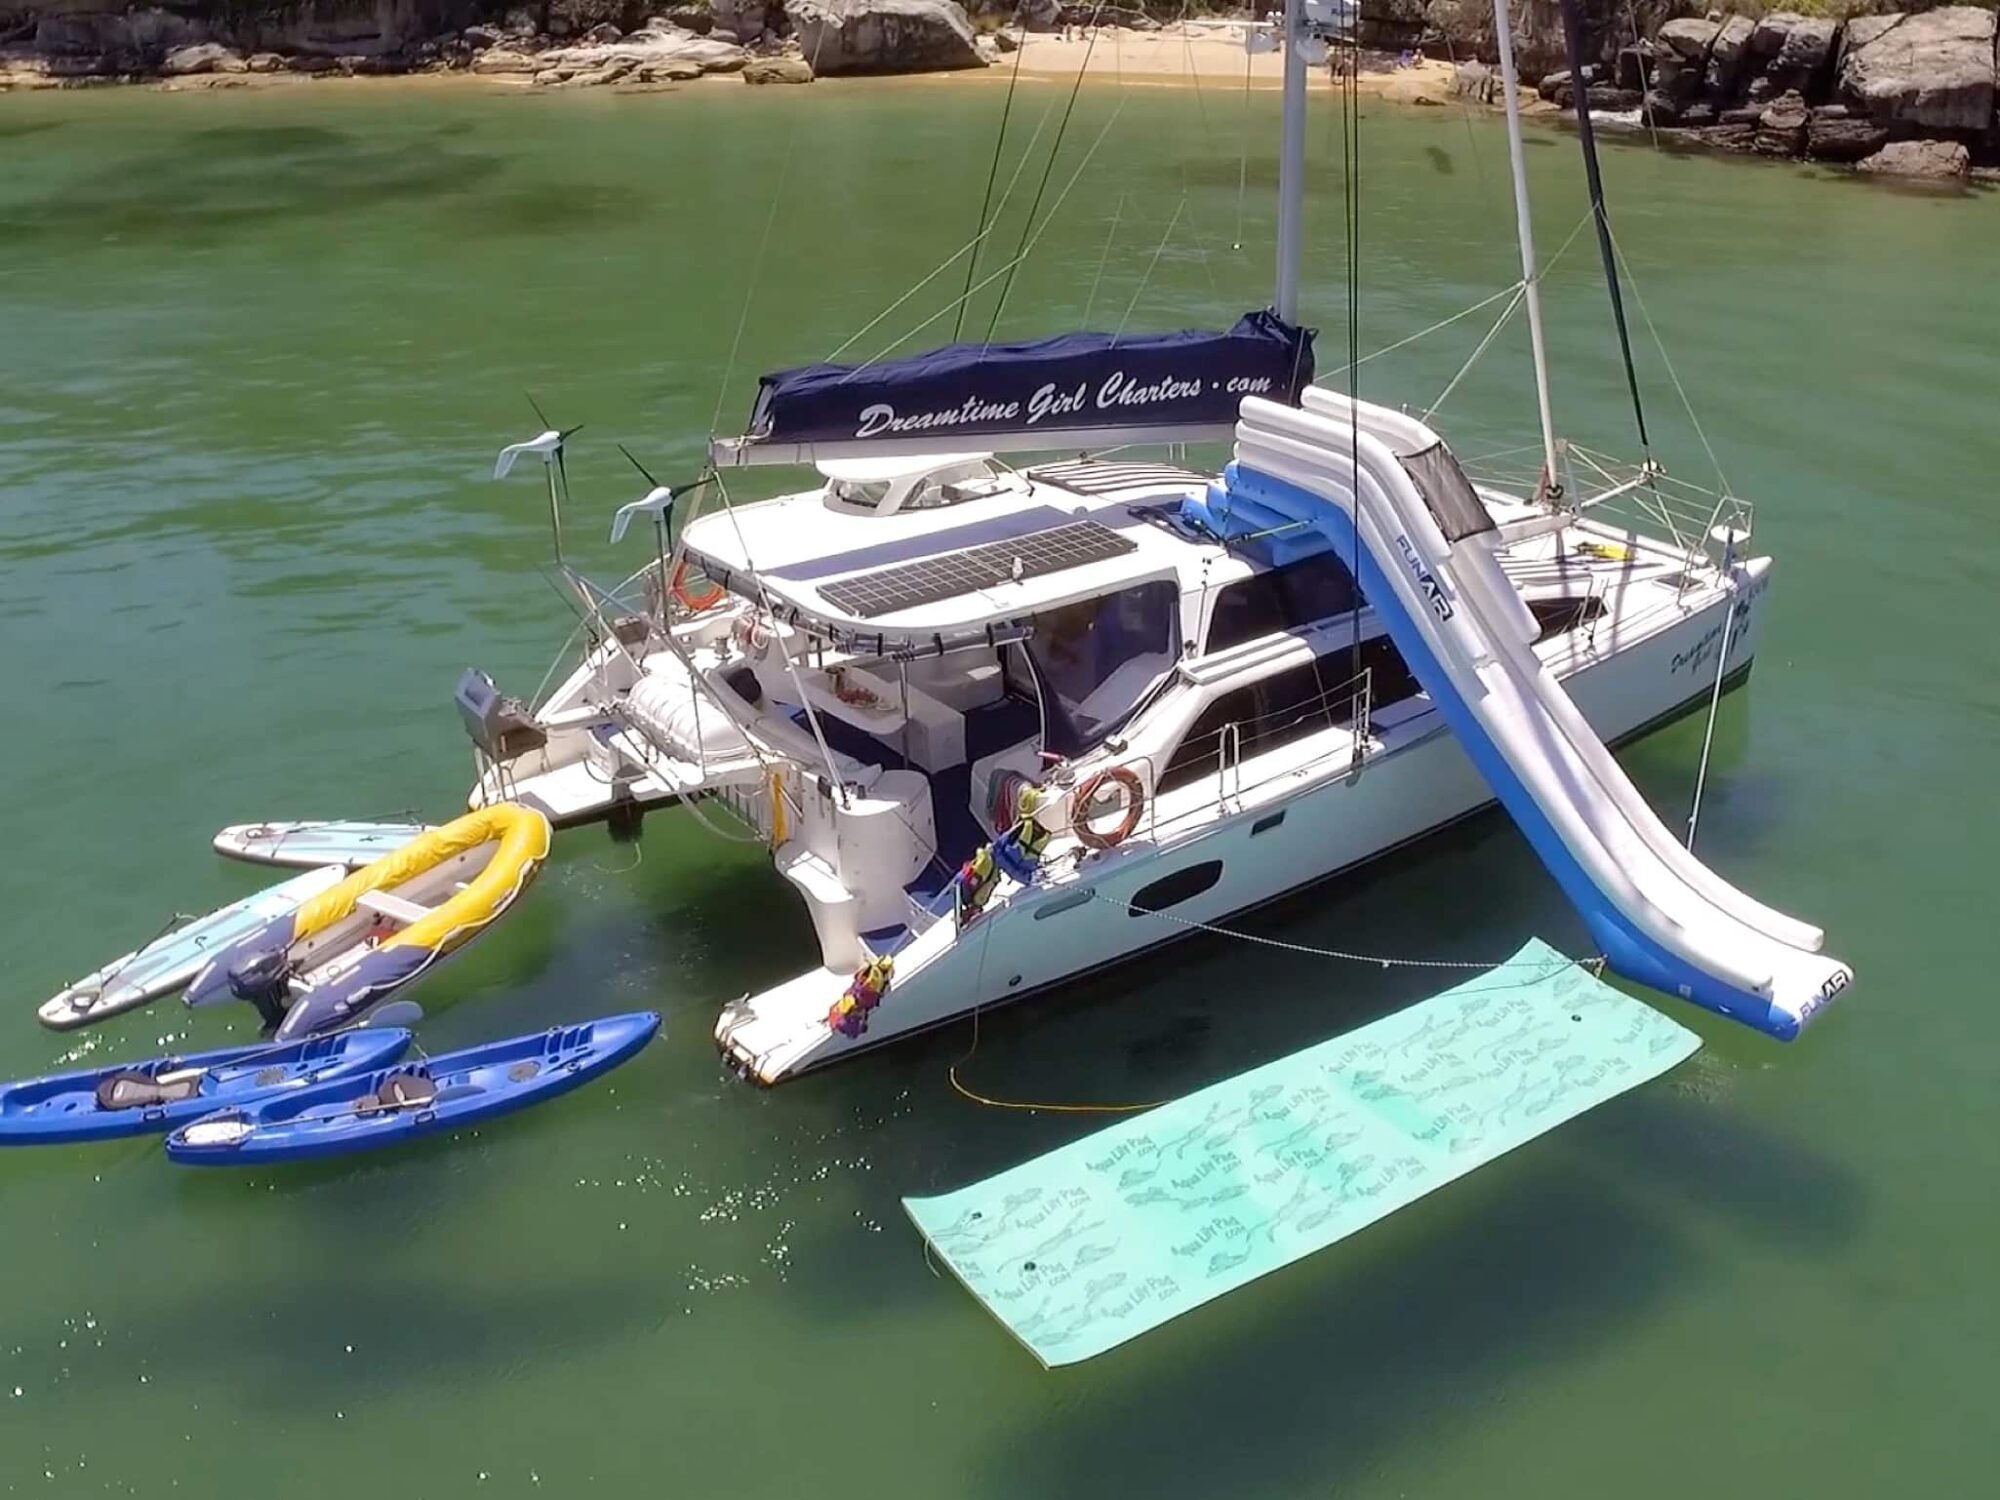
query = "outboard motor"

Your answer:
(455, 668), (548, 764)
(227, 946), (295, 1032)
